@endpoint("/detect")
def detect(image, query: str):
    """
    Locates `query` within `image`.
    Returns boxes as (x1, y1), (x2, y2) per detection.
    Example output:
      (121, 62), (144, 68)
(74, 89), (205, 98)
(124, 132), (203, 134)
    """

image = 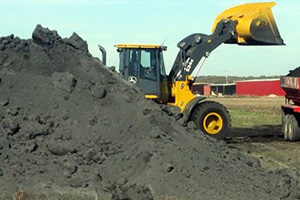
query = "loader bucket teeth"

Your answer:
(212, 2), (284, 45)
